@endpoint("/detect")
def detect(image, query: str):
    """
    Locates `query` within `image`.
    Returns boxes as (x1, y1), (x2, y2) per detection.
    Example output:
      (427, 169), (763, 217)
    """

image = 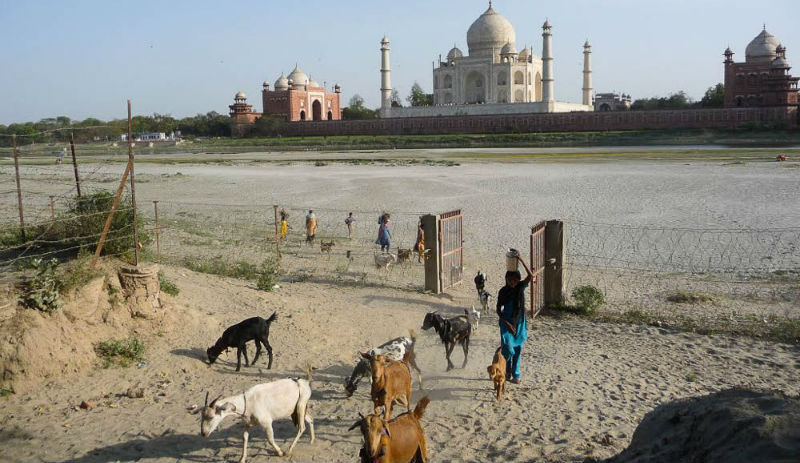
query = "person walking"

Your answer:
(305, 210), (317, 244)
(496, 251), (535, 384)
(345, 212), (355, 239)
(376, 216), (391, 252)
(279, 209), (289, 239)
(415, 221), (425, 263)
